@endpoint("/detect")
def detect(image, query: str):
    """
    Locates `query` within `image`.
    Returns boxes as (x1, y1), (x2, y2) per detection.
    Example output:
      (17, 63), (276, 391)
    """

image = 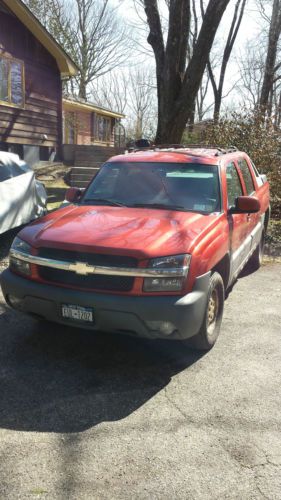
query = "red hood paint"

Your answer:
(19, 204), (222, 260)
